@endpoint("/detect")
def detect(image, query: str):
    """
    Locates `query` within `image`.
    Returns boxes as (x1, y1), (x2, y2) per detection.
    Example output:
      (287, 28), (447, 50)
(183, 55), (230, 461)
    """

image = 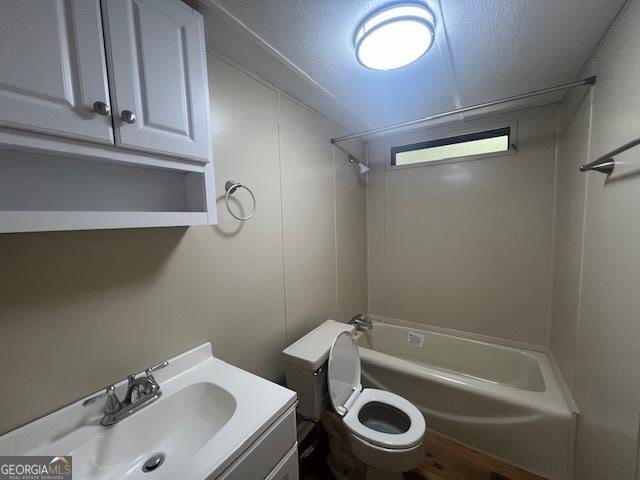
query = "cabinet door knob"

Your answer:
(93, 101), (111, 116)
(121, 110), (136, 124)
